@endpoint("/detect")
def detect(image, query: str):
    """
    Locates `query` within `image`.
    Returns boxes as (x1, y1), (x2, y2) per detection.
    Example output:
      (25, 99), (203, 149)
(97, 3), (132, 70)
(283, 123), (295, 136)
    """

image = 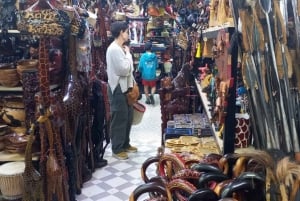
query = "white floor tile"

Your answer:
(96, 195), (124, 201)
(81, 185), (105, 197)
(105, 177), (129, 187)
(77, 94), (162, 201)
